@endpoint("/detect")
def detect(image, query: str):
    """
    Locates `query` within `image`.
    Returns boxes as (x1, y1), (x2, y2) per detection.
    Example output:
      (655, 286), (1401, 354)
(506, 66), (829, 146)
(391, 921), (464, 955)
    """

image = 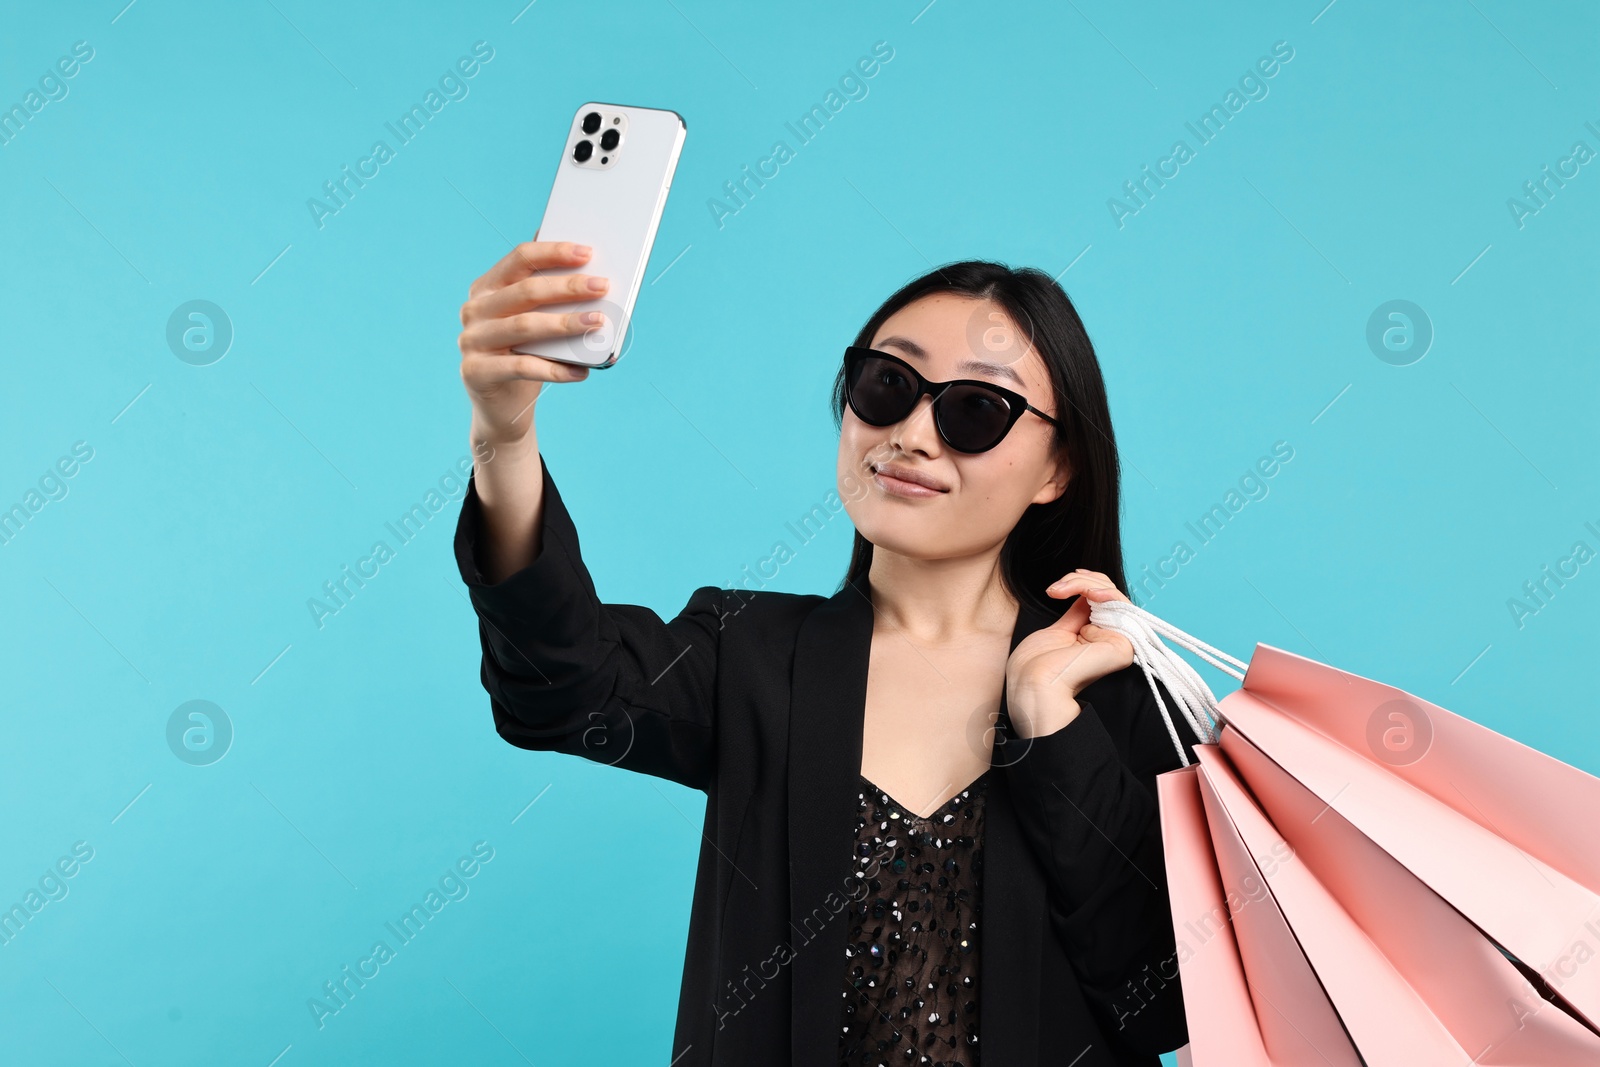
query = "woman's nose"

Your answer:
(890, 395), (941, 456)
